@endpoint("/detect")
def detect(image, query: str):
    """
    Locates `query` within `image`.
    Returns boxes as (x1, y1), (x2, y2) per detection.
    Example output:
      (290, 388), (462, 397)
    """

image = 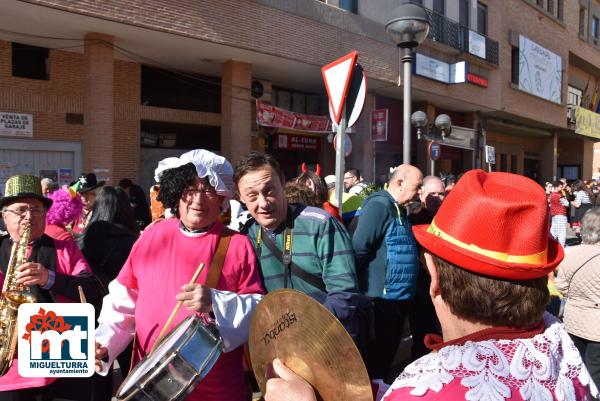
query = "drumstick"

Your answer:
(150, 262), (205, 355)
(77, 286), (86, 303)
